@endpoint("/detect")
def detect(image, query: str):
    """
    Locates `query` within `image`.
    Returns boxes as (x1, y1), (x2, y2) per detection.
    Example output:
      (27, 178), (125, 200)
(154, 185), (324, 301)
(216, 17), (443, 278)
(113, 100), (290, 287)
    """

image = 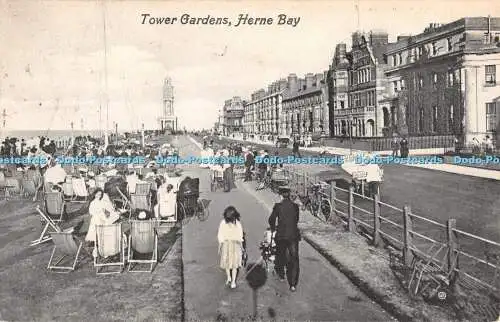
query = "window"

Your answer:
(432, 106), (438, 132)
(433, 73), (438, 88)
(418, 46), (423, 57)
(419, 76), (424, 89)
(448, 71), (454, 86)
(340, 100), (345, 109)
(486, 102), (497, 132)
(449, 105), (454, 131)
(418, 107), (424, 132)
(393, 55), (397, 66)
(398, 53), (403, 65)
(485, 65), (496, 85)
(401, 79), (406, 90)
(393, 81), (398, 93)
(432, 42), (437, 55)
(447, 37), (453, 51)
